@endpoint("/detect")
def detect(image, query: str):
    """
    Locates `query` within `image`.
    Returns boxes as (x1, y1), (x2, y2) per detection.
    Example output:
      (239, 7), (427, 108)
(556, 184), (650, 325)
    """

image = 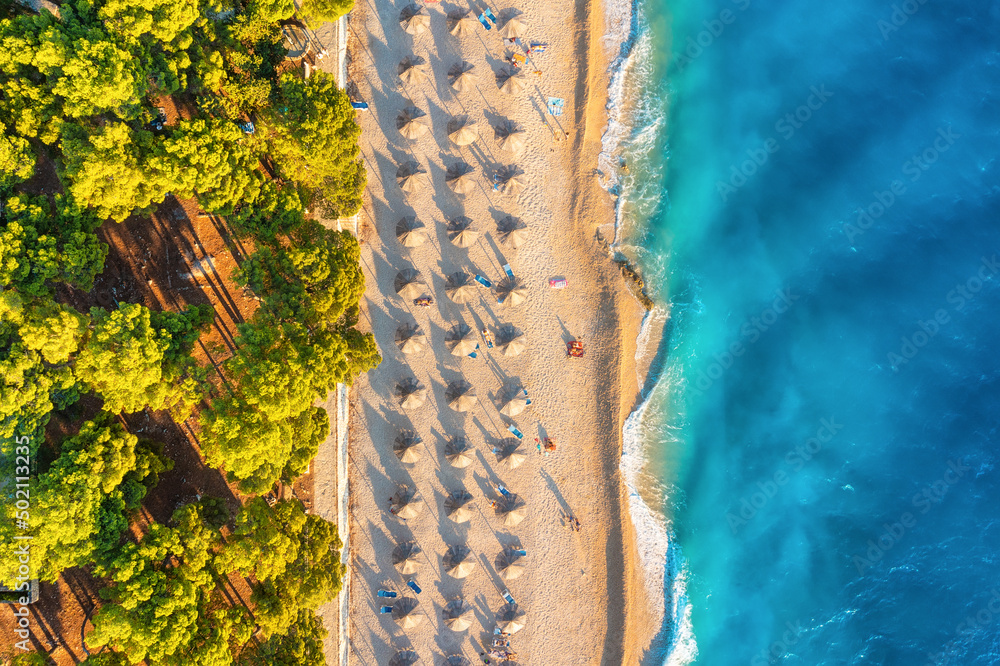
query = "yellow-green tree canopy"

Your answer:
(238, 610), (326, 665)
